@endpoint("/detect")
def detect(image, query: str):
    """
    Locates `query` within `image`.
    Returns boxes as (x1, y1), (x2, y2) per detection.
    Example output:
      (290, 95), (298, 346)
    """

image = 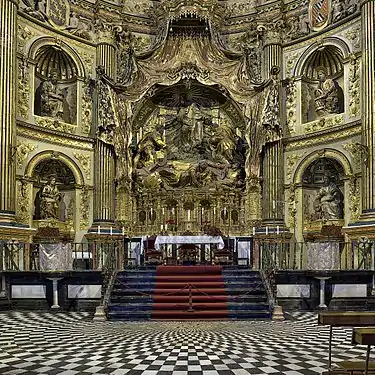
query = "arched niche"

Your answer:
(33, 45), (80, 124)
(25, 151), (84, 226)
(301, 157), (345, 224)
(31, 159), (76, 221)
(299, 45), (345, 123)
